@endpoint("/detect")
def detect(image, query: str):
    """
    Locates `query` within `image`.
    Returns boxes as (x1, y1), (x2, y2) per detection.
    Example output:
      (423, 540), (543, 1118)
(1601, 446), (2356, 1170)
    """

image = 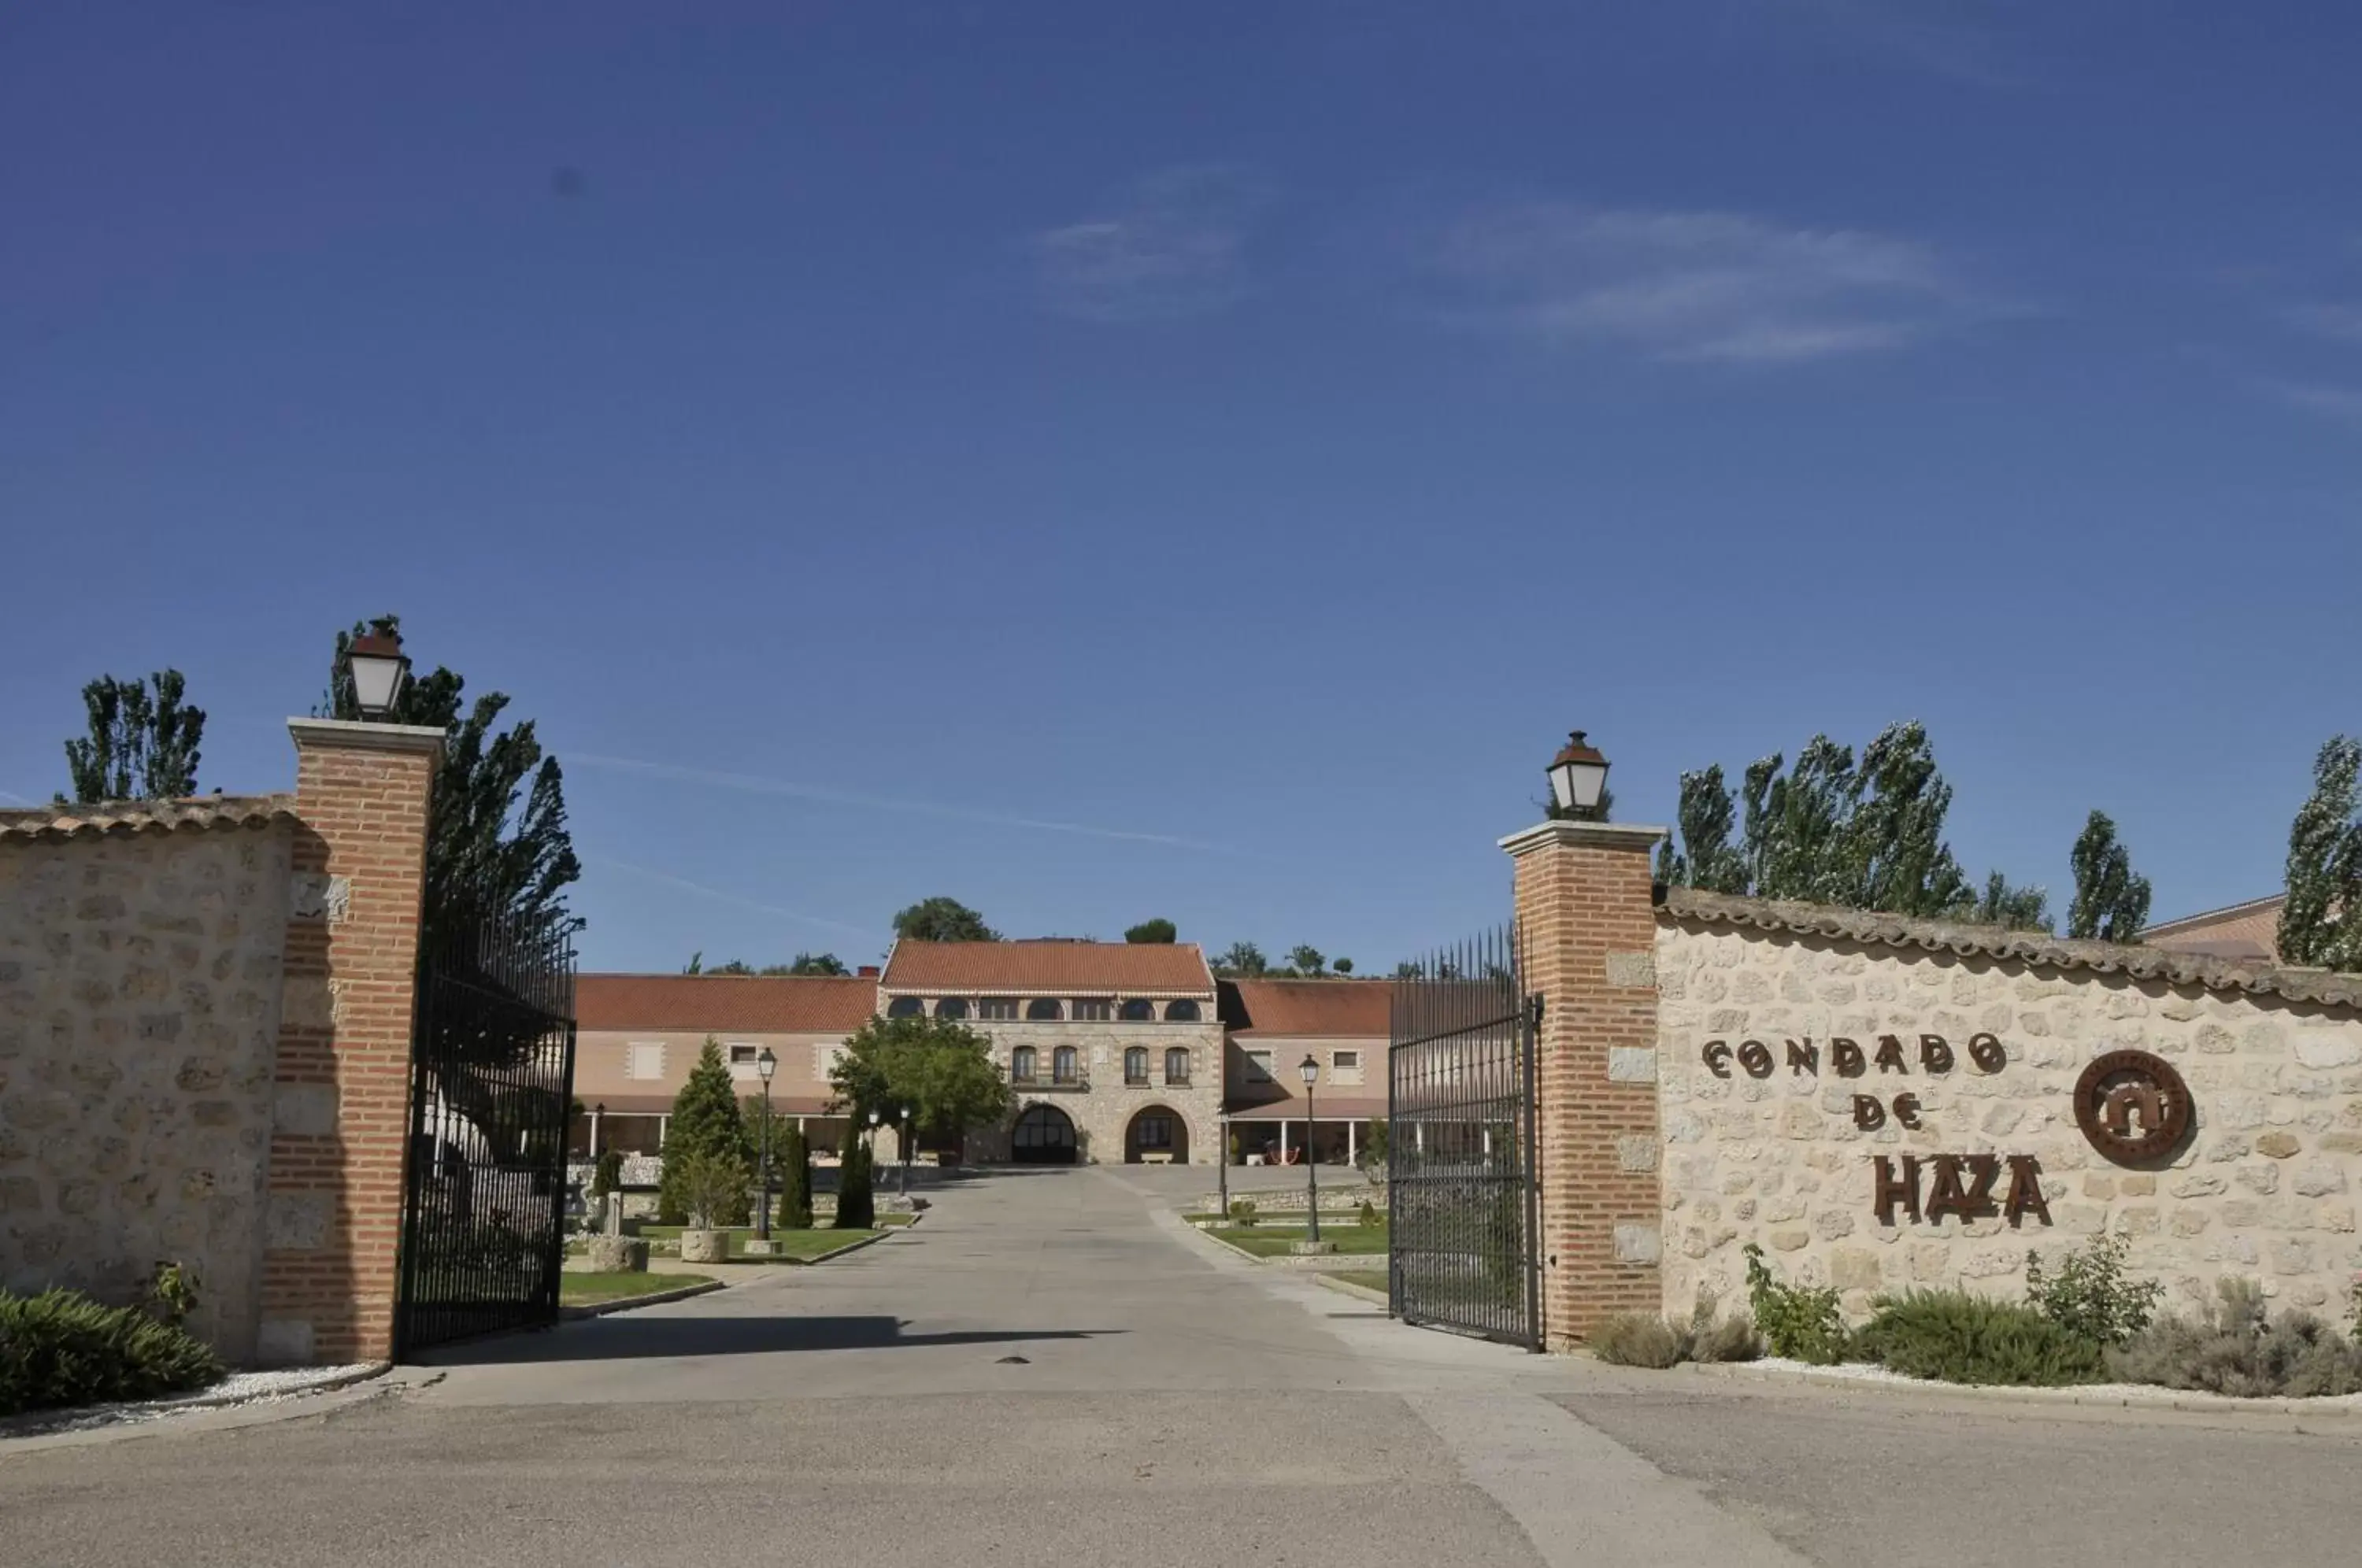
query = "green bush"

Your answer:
(1853, 1289), (2103, 1386)
(1357, 1199), (1381, 1228)
(1689, 1296), (1767, 1363)
(834, 1126), (876, 1230)
(1742, 1243), (1849, 1364)
(672, 1149), (750, 1230)
(780, 1124), (815, 1230)
(2108, 1278), (2362, 1398)
(1229, 1198), (1259, 1227)
(0, 1289), (225, 1417)
(589, 1150), (624, 1201)
(2024, 1233), (2163, 1348)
